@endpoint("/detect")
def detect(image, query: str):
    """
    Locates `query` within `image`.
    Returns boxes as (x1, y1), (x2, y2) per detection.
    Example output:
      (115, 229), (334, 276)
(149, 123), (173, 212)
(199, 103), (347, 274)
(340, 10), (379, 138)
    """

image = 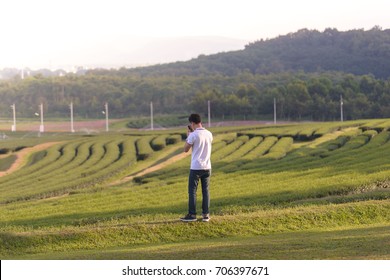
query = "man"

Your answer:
(180, 113), (213, 222)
